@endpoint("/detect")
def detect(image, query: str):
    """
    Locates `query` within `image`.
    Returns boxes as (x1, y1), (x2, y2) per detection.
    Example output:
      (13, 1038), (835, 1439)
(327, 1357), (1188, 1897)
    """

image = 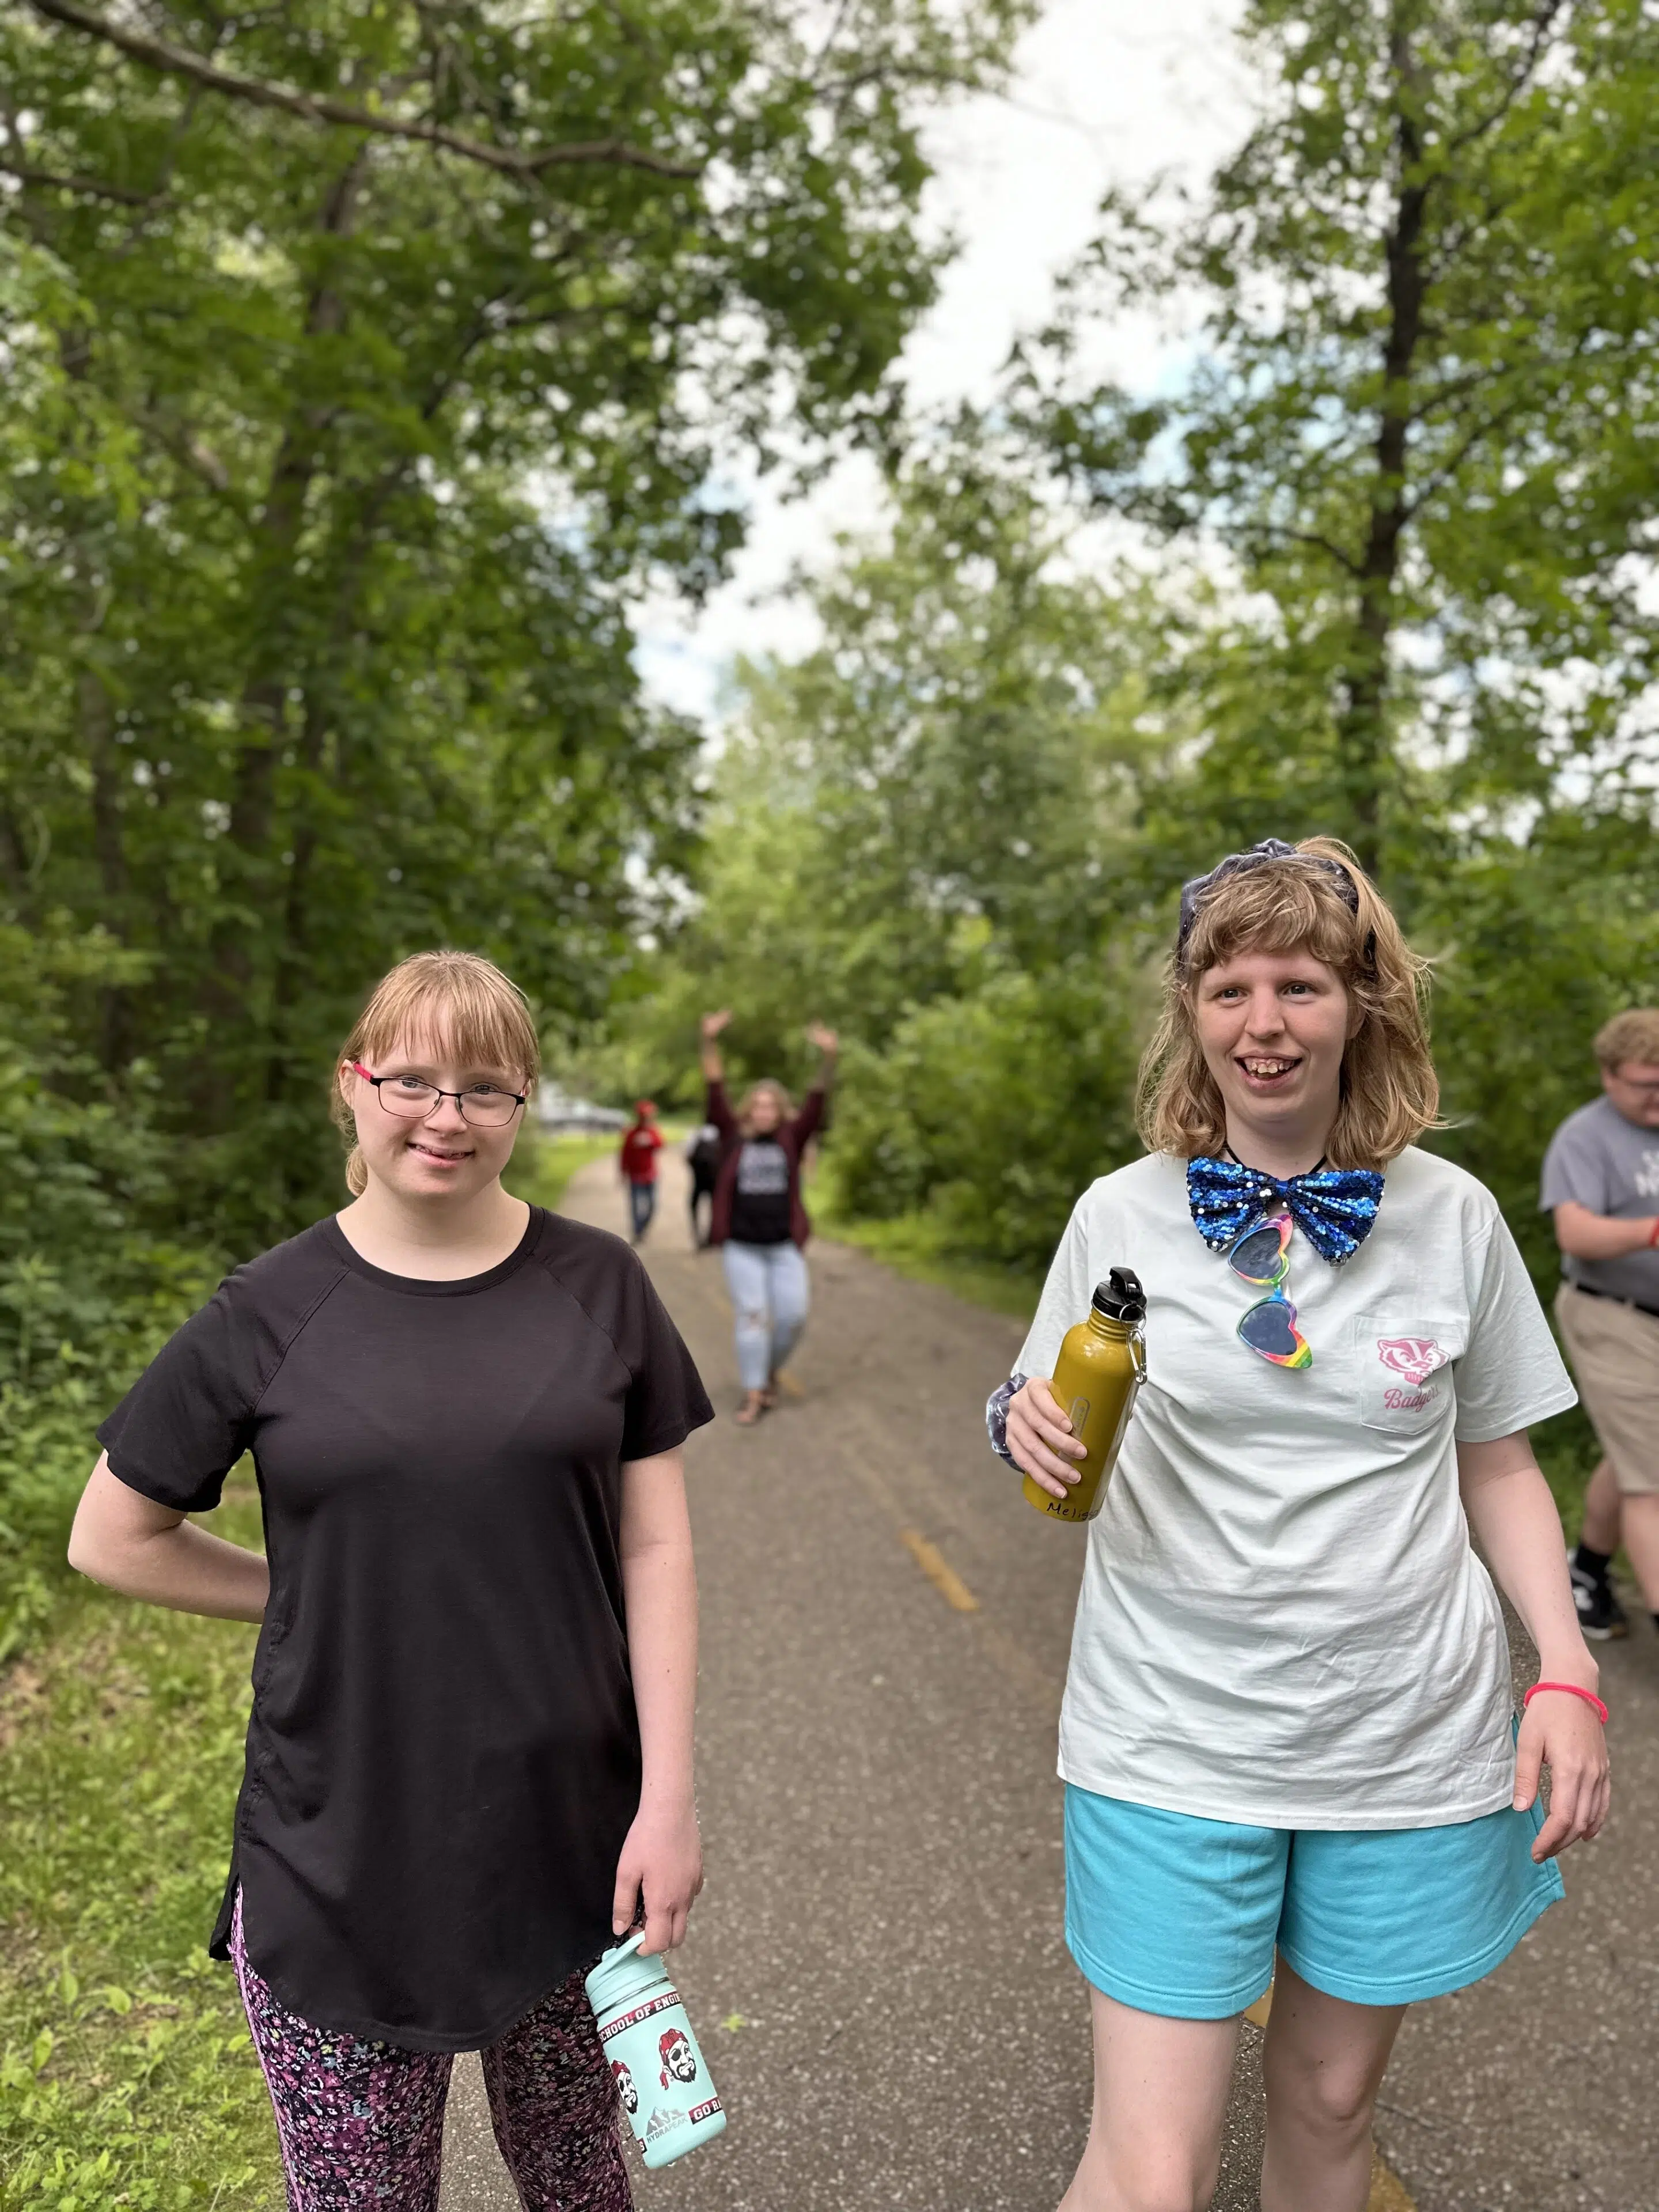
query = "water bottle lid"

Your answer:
(1091, 1268), (1146, 1323)
(585, 1932), (669, 2017)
